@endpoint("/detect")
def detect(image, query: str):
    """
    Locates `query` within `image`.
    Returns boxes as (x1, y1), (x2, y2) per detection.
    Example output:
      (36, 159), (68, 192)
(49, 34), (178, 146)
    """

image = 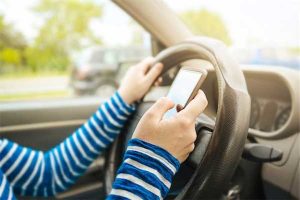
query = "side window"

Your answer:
(0, 1), (151, 102)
